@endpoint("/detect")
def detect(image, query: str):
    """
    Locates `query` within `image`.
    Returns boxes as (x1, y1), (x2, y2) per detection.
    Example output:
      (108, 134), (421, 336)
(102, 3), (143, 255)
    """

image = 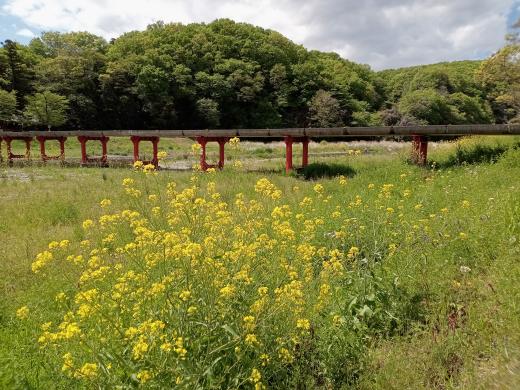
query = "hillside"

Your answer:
(0, 19), (518, 129)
